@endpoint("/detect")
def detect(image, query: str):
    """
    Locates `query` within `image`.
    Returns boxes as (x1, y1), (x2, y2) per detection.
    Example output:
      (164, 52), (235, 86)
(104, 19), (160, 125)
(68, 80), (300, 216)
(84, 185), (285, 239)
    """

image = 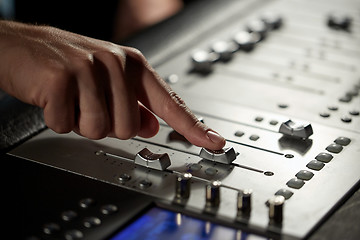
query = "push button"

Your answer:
(334, 137), (351, 146)
(296, 170), (314, 181)
(307, 160), (325, 171)
(135, 148), (171, 170)
(315, 152), (333, 163)
(286, 178), (305, 189)
(275, 189), (293, 200)
(326, 143), (343, 153)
